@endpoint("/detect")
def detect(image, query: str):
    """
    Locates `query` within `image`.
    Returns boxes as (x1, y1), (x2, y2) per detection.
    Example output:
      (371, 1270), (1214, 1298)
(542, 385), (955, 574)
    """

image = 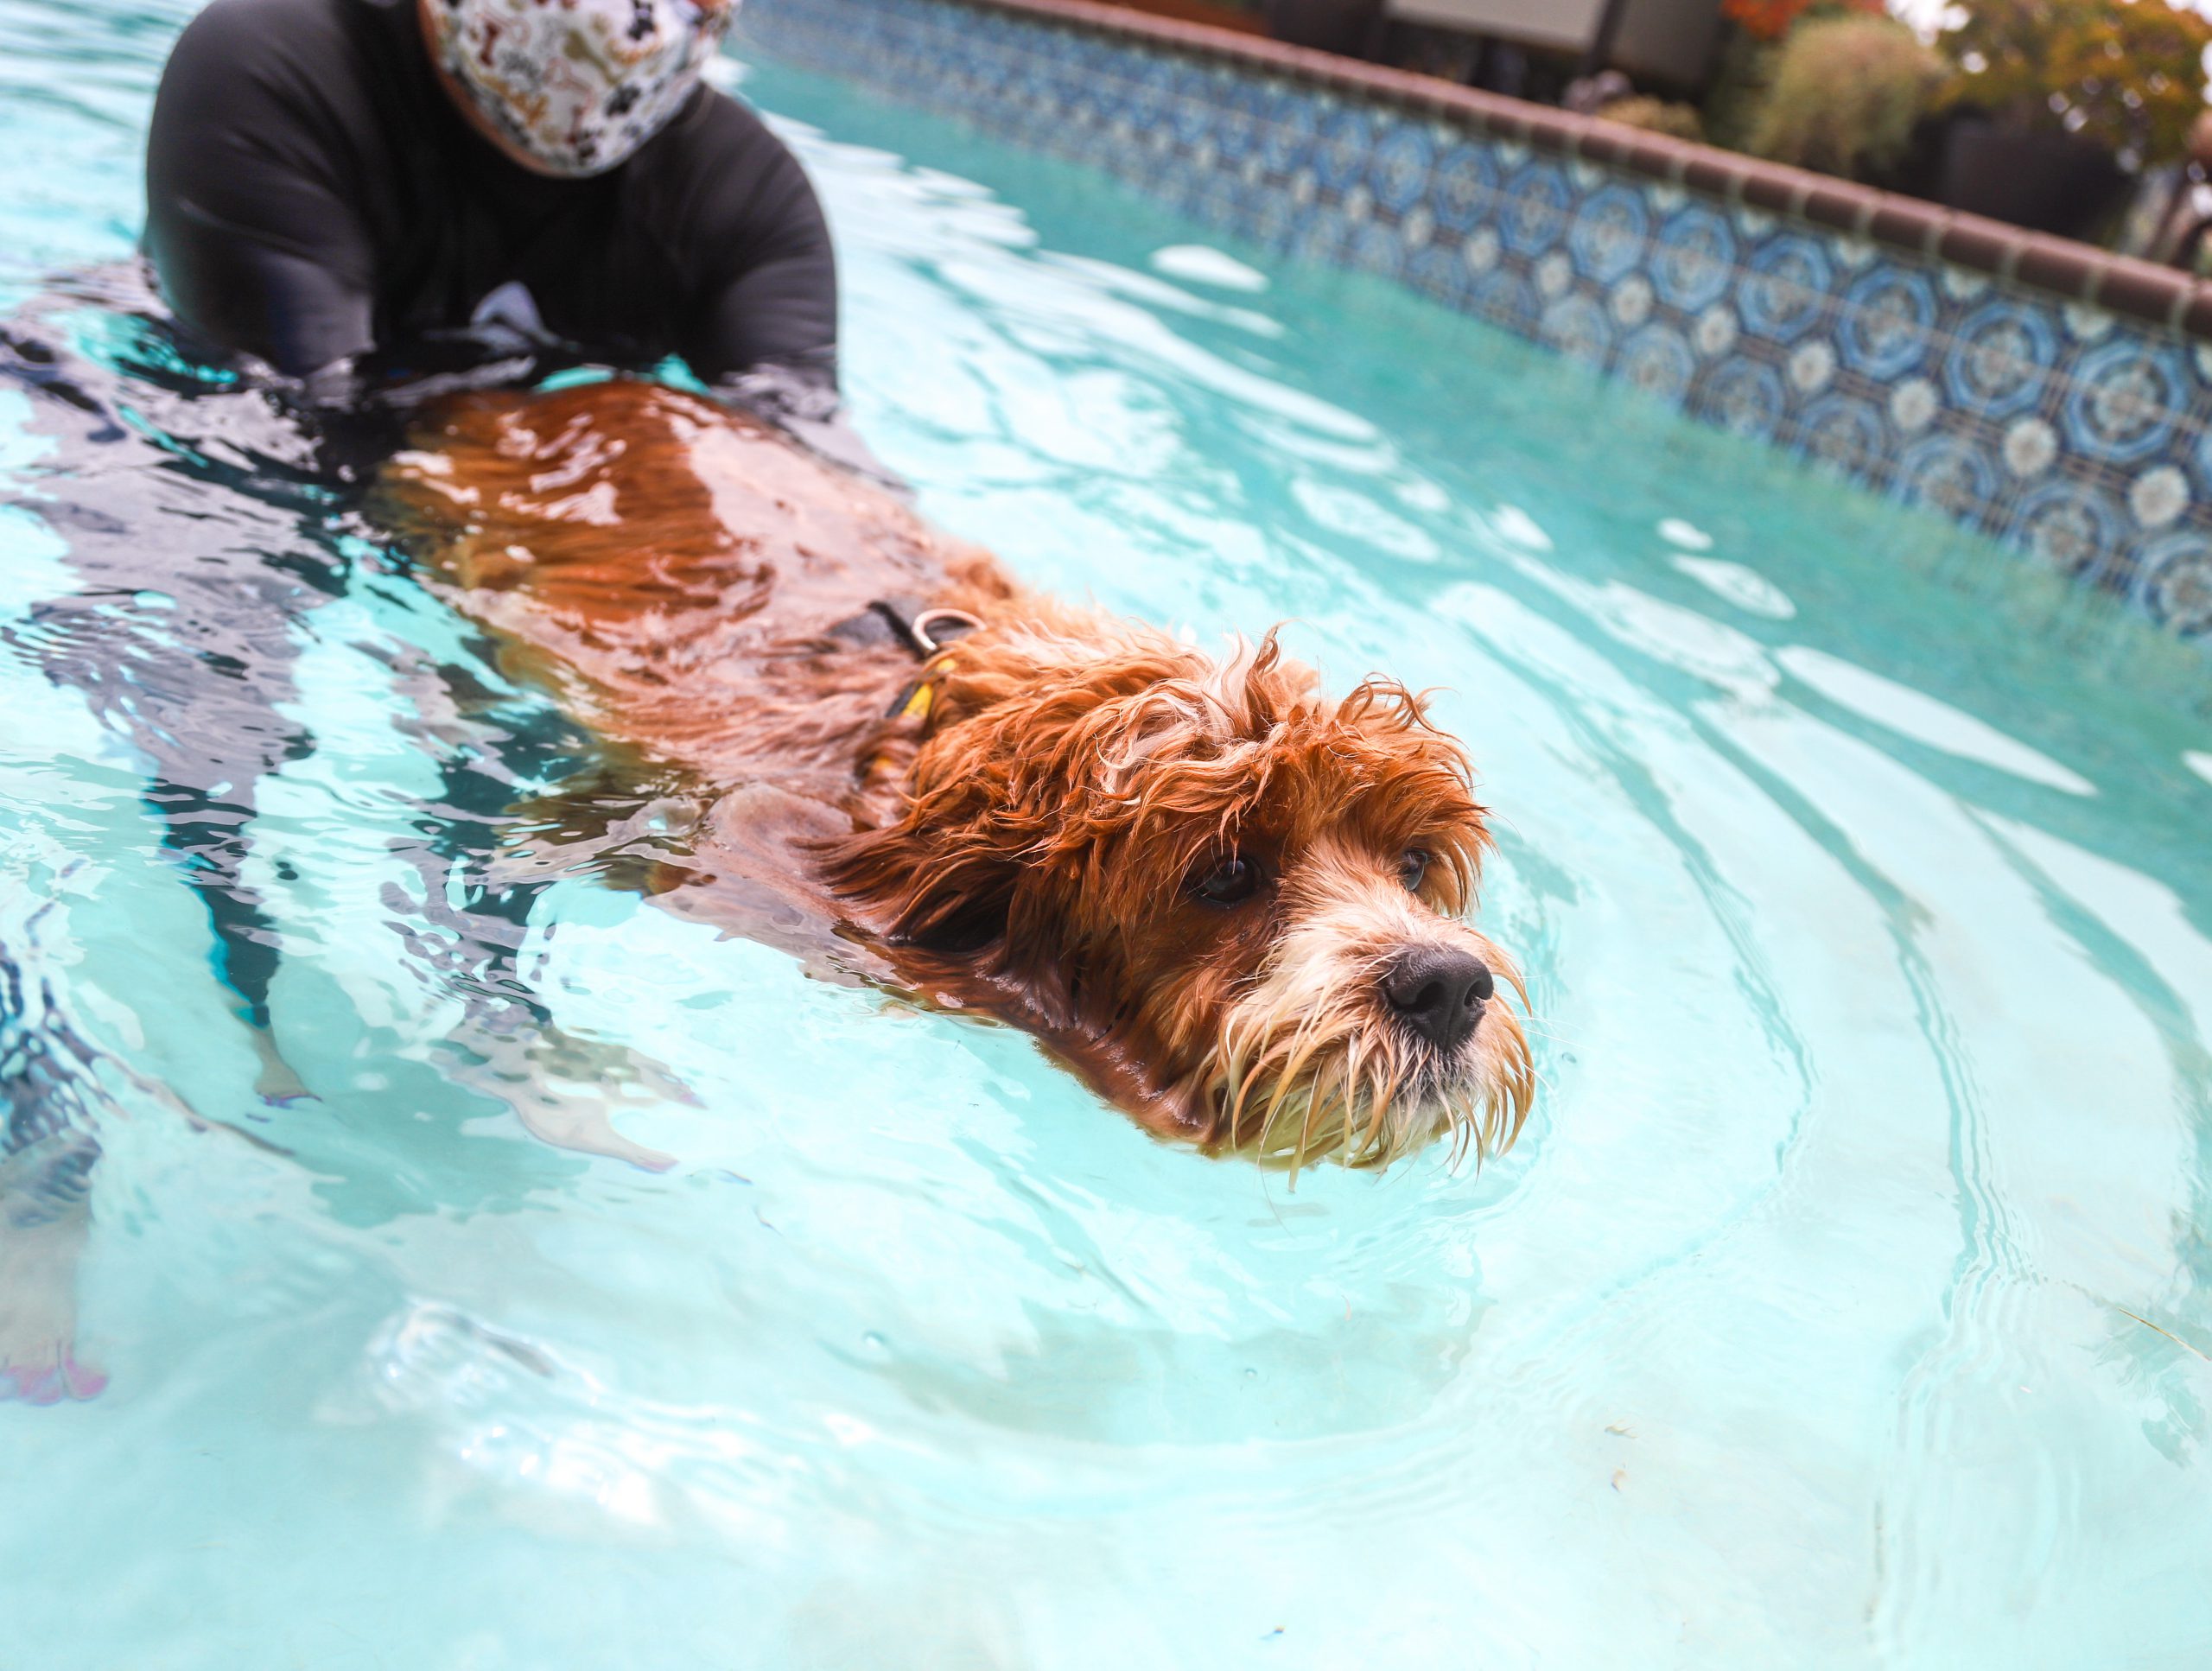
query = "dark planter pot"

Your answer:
(1935, 118), (2131, 243)
(1262, 0), (1381, 57)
